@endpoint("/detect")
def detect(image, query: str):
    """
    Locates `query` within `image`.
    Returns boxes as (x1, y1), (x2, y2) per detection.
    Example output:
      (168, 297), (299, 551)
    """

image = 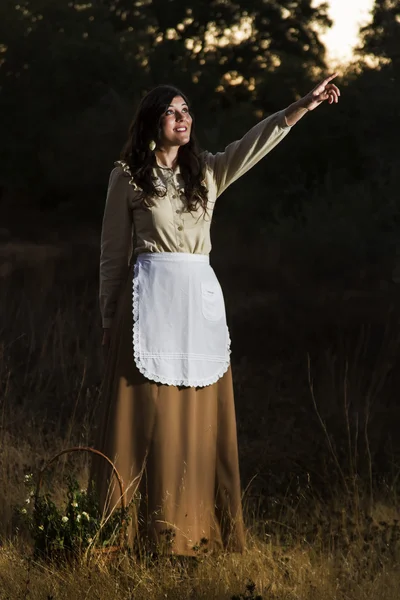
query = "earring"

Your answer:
(149, 140), (156, 152)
